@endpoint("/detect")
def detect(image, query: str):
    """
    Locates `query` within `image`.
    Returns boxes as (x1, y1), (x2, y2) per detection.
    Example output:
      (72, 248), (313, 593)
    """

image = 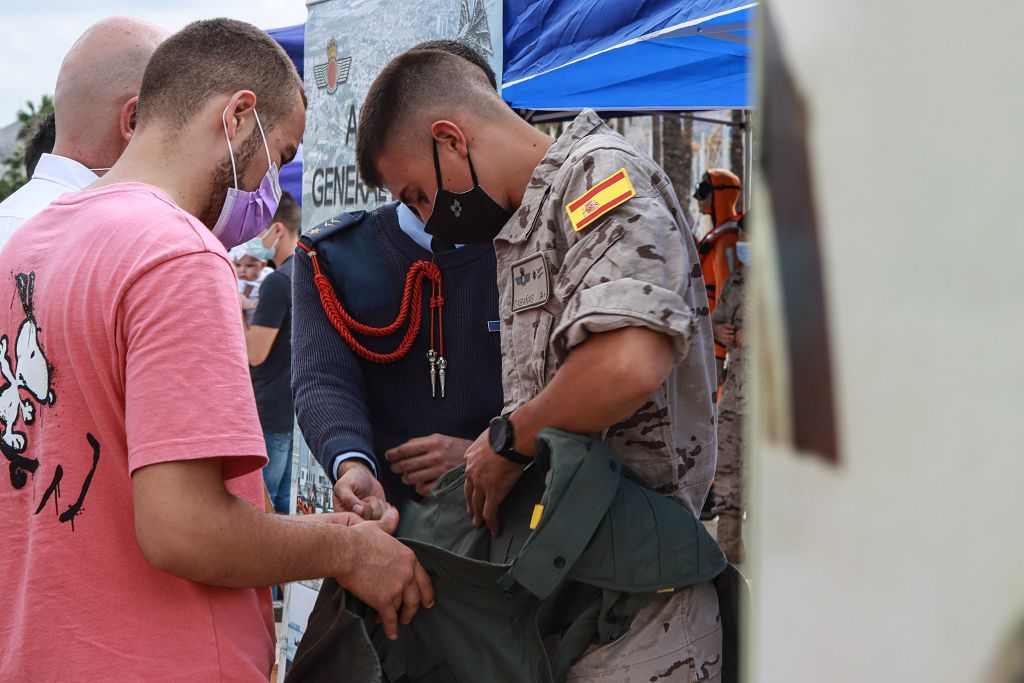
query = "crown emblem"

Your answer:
(313, 38), (351, 95)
